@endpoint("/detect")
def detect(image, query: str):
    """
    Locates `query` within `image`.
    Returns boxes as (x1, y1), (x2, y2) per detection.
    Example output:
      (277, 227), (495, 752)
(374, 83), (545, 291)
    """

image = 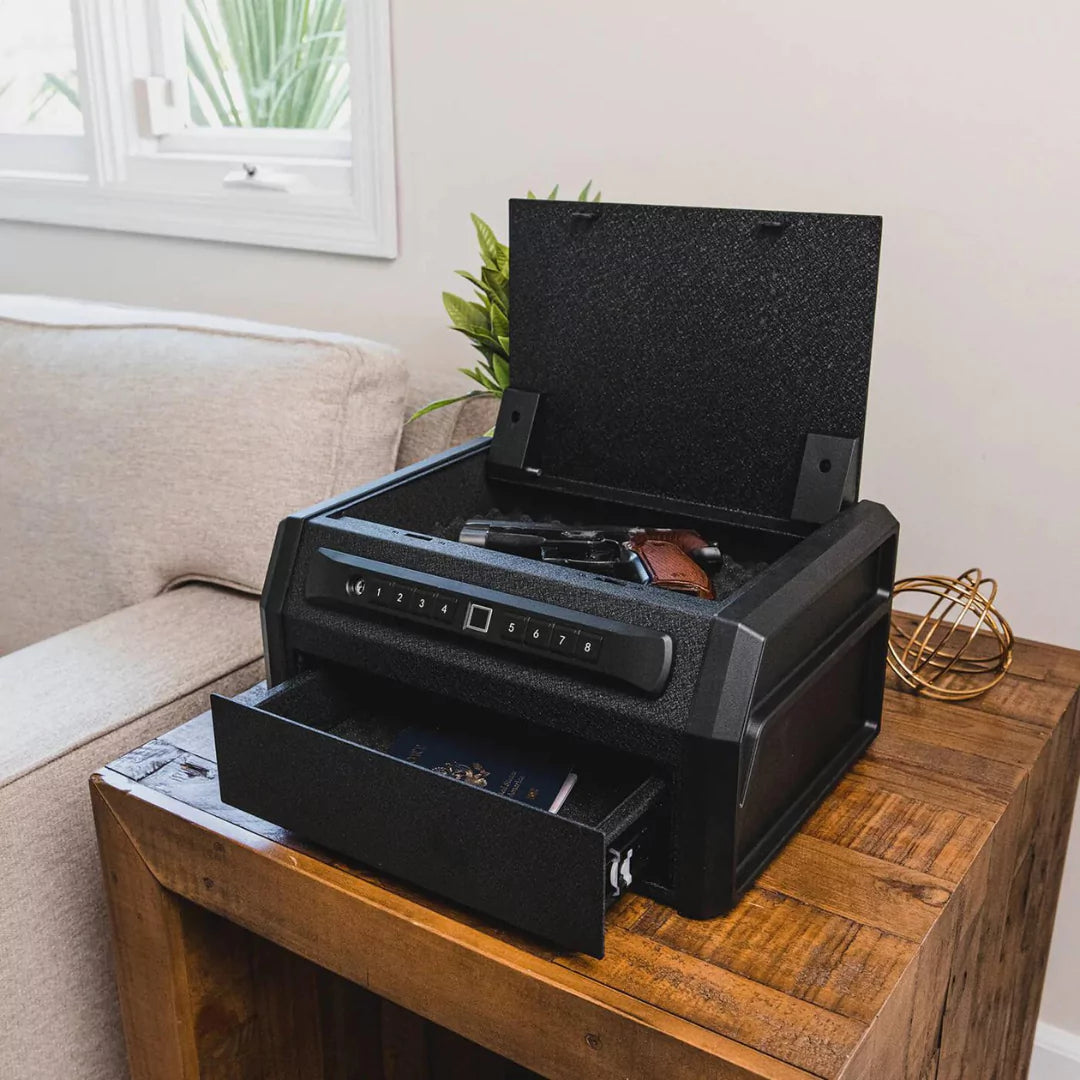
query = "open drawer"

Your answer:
(211, 667), (666, 956)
